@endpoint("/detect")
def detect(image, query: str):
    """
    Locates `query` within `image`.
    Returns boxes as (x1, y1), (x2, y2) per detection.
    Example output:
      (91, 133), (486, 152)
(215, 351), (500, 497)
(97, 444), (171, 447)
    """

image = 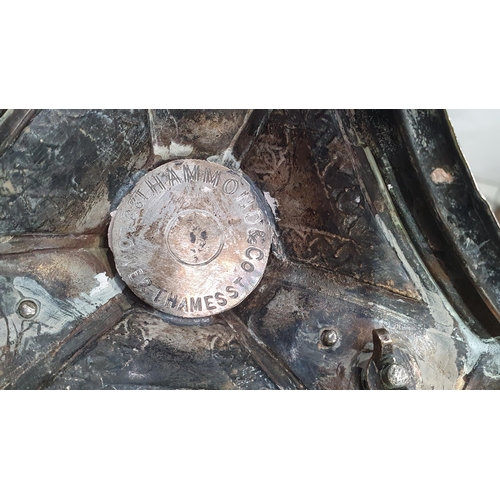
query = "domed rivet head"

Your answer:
(321, 328), (339, 347)
(18, 299), (38, 319)
(381, 363), (410, 389)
